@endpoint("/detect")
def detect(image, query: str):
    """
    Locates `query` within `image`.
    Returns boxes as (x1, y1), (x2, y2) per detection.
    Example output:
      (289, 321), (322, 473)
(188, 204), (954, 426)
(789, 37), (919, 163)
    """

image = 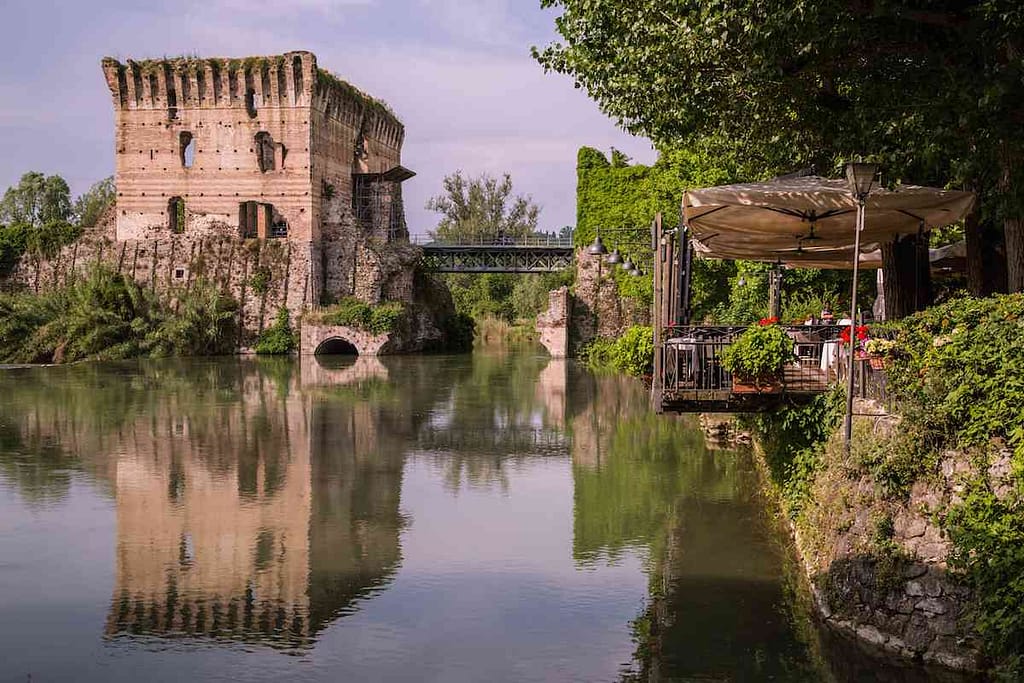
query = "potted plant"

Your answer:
(840, 324), (871, 359)
(863, 337), (897, 370)
(720, 317), (796, 393)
